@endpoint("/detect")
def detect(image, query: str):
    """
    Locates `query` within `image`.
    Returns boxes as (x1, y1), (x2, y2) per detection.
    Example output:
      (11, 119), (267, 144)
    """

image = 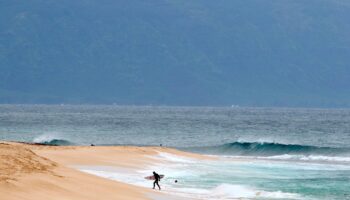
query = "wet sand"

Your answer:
(0, 142), (206, 200)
